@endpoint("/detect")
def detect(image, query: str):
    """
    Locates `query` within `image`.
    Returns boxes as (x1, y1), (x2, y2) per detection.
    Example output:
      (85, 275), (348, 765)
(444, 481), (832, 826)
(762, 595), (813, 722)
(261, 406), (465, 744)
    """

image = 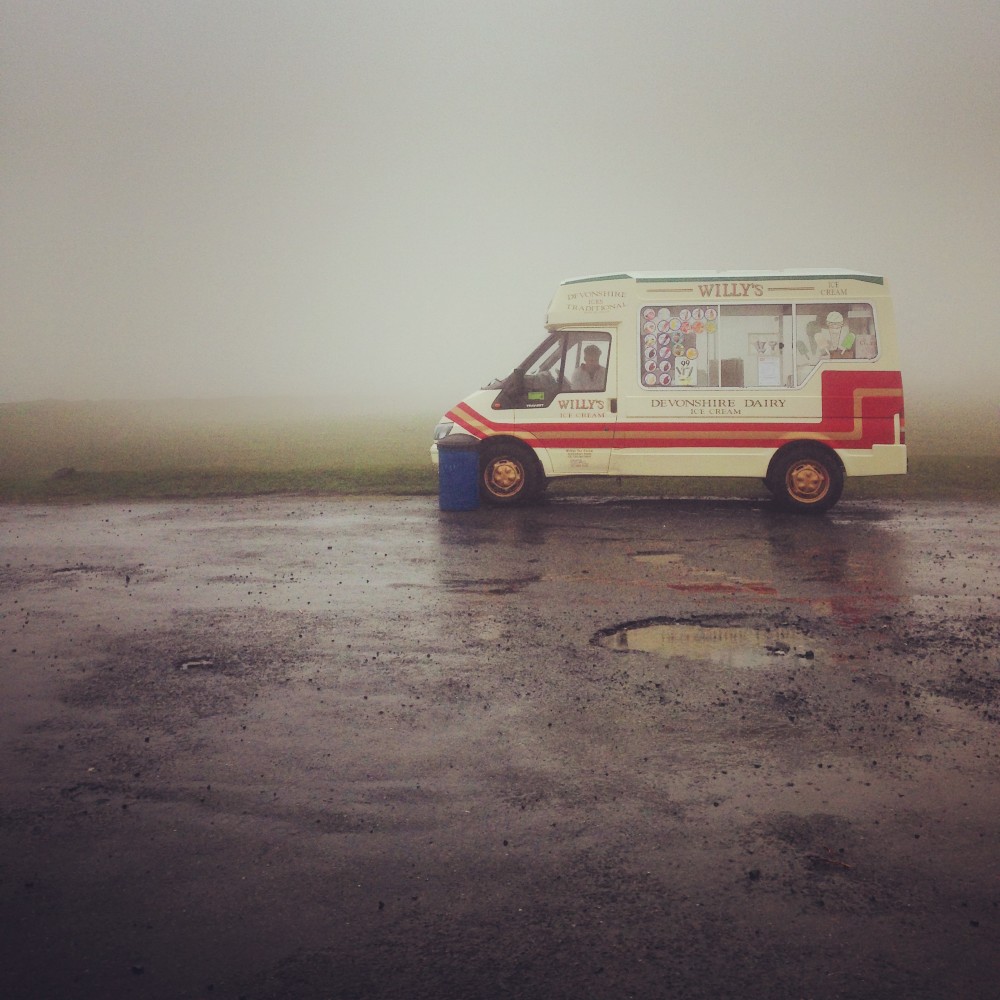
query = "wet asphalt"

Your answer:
(1, 494), (998, 1000)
